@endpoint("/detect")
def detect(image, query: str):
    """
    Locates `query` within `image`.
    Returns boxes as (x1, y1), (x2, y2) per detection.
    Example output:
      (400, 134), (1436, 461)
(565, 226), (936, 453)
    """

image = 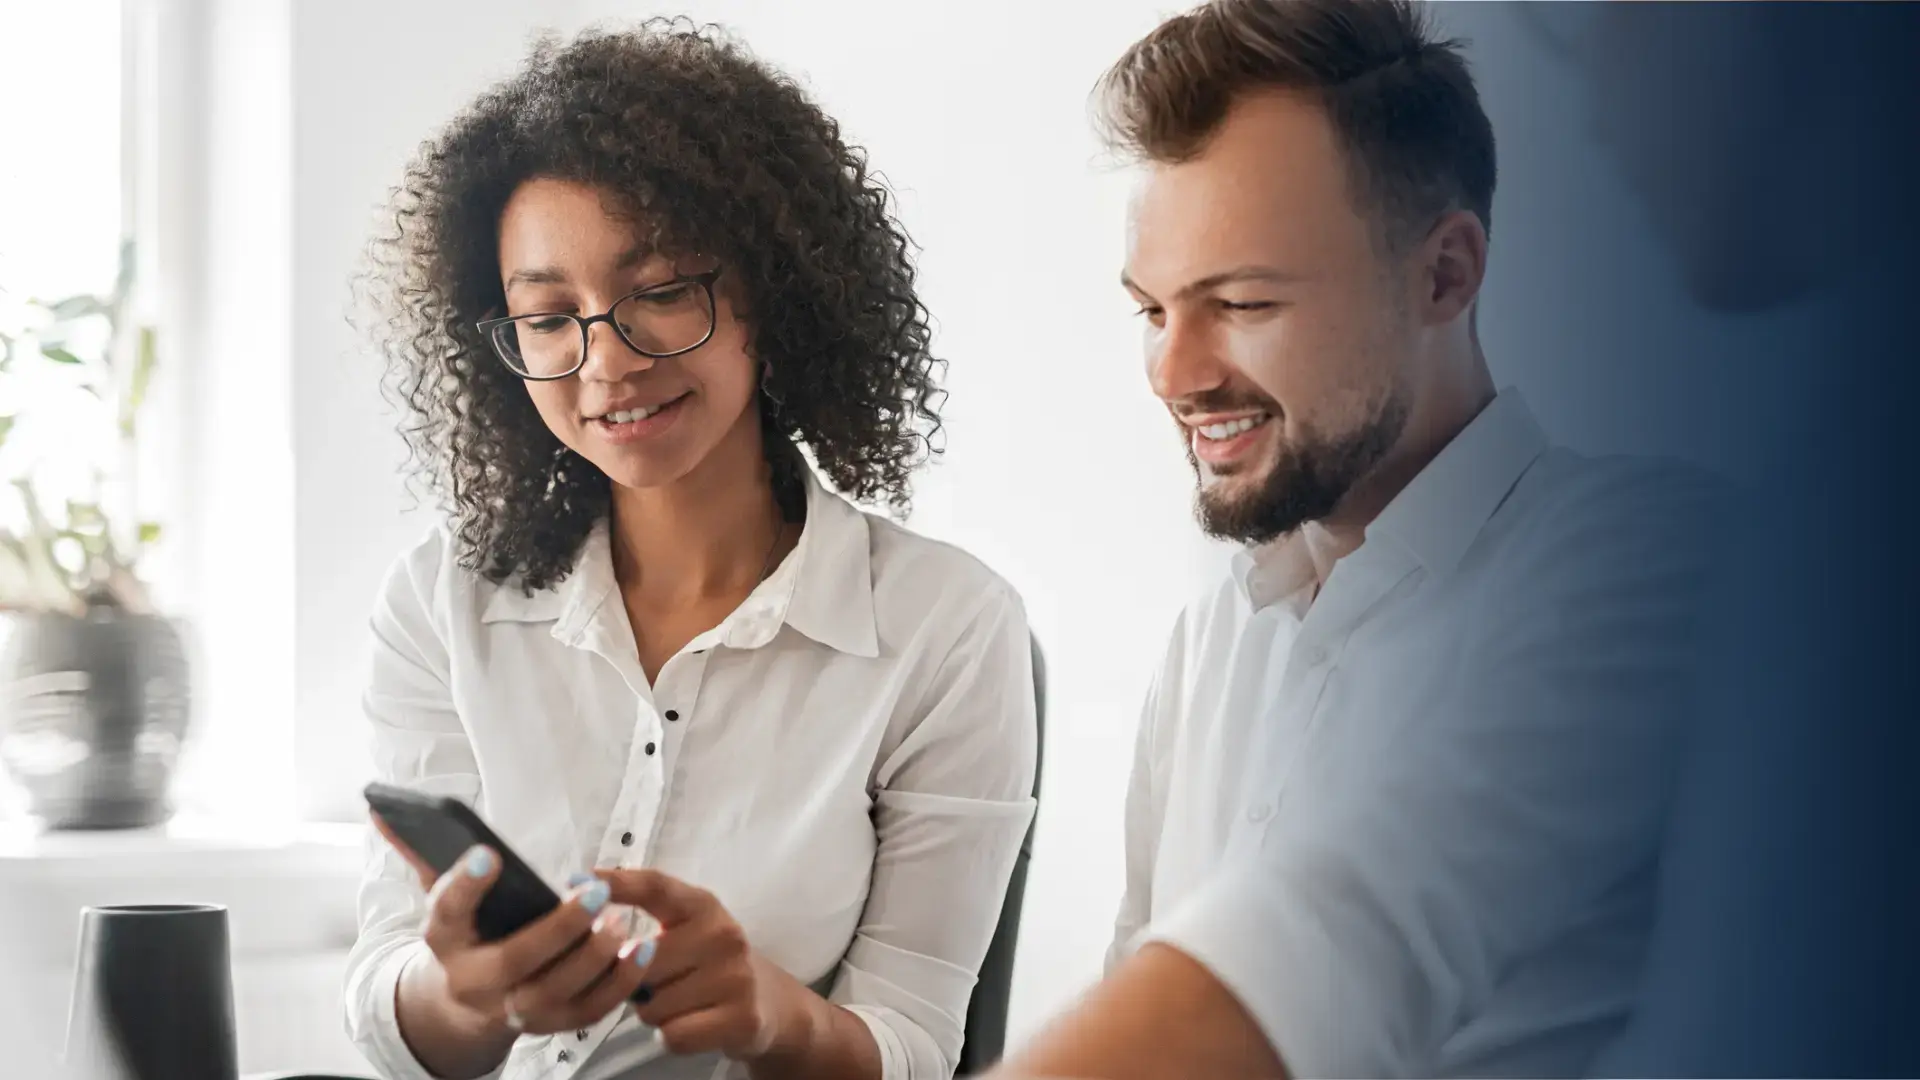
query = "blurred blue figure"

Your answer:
(1547, 3), (1920, 1075)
